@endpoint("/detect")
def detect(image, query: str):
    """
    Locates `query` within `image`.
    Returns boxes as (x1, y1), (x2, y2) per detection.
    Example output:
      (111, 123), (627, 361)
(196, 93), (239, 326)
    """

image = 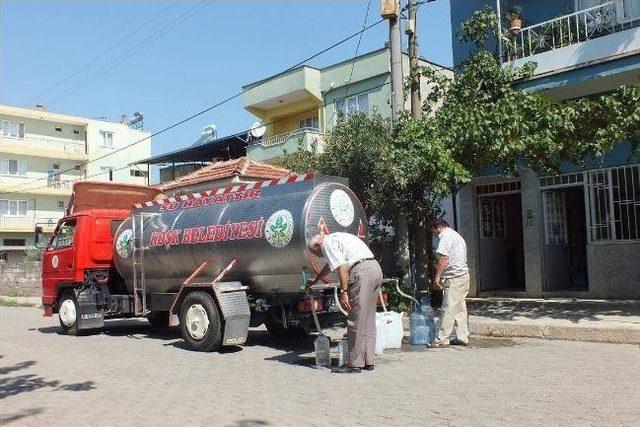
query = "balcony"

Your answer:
(0, 177), (76, 195)
(242, 67), (322, 117)
(247, 128), (325, 165)
(501, 1), (640, 80)
(0, 215), (61, 233)
(0, 135), (87, 160)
